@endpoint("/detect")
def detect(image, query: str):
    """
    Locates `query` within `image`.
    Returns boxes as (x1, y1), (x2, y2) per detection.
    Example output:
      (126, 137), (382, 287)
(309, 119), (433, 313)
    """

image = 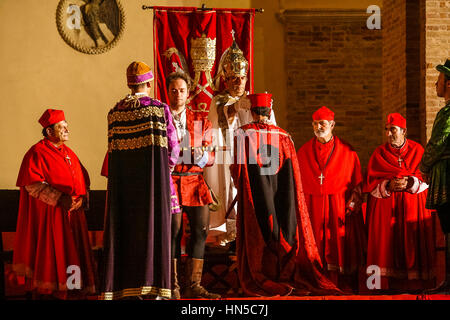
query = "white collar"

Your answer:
(171, 107), (186, 120)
